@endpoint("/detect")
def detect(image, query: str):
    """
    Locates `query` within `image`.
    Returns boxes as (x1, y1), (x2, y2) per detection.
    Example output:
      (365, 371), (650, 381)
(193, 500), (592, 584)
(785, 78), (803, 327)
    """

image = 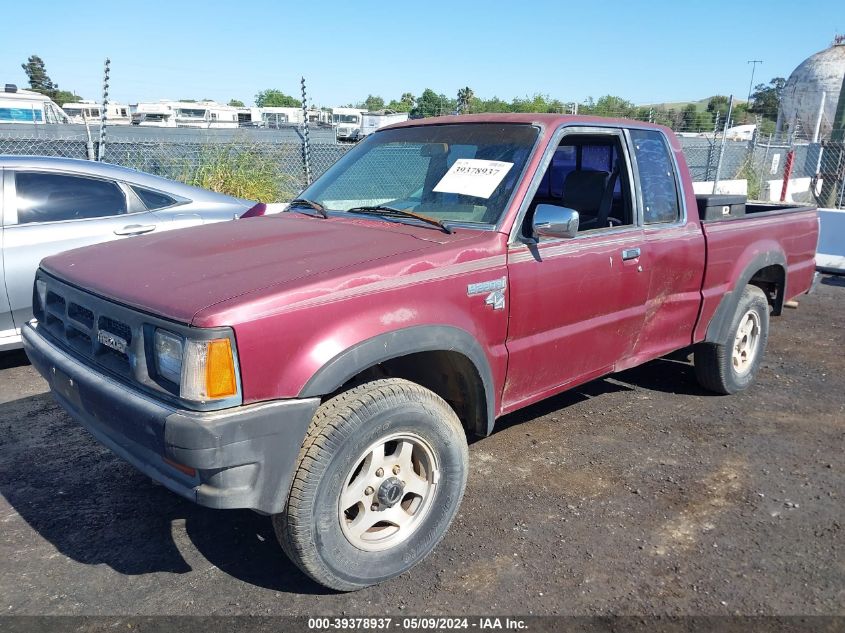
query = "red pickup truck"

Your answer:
(23, 114), (818, 591)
